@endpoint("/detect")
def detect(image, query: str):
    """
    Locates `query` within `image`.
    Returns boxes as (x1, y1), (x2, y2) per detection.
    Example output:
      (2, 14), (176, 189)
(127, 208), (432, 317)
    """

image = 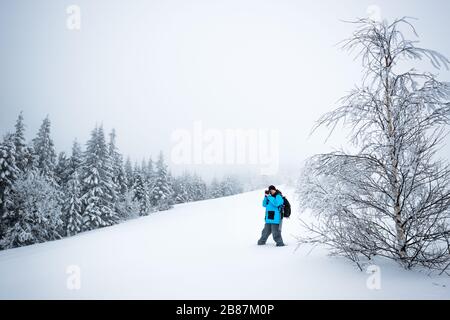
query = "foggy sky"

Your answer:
(1, 0), (449, 179)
